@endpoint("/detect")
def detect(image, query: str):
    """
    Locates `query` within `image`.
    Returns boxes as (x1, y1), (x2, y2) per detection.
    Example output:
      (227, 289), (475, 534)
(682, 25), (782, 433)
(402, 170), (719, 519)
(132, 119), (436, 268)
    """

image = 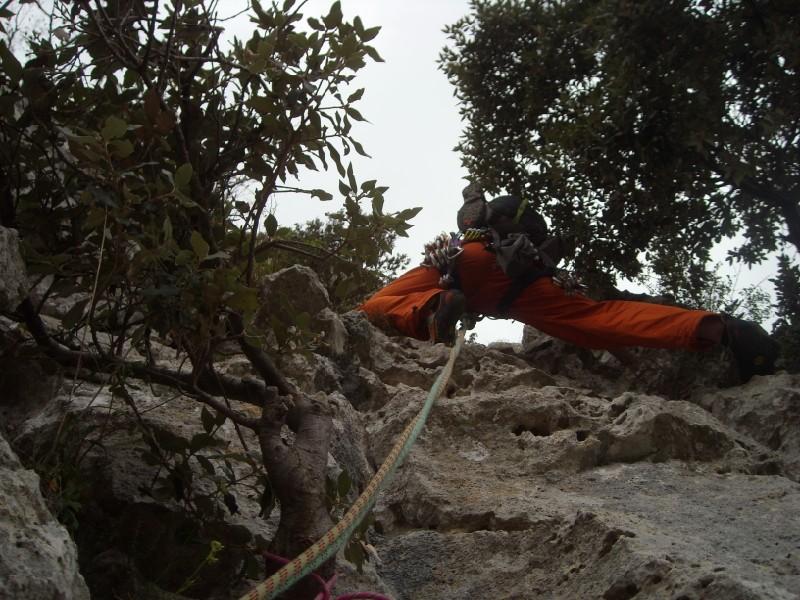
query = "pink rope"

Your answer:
(262, 551), (393, 600)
